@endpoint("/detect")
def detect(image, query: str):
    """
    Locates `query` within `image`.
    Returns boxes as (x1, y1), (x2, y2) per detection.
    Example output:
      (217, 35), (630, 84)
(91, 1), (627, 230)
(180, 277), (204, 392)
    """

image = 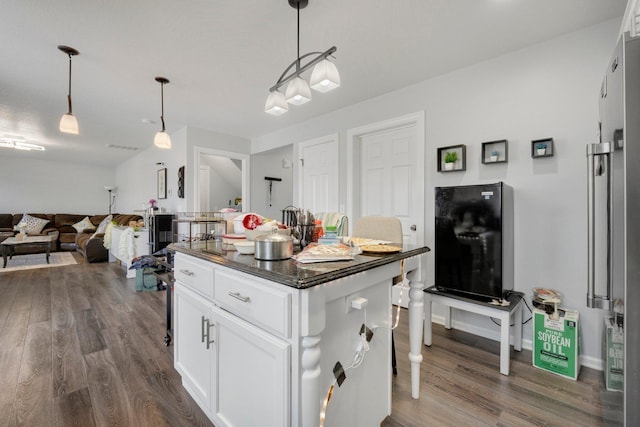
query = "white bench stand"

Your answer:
(423, 286), (524, 375)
